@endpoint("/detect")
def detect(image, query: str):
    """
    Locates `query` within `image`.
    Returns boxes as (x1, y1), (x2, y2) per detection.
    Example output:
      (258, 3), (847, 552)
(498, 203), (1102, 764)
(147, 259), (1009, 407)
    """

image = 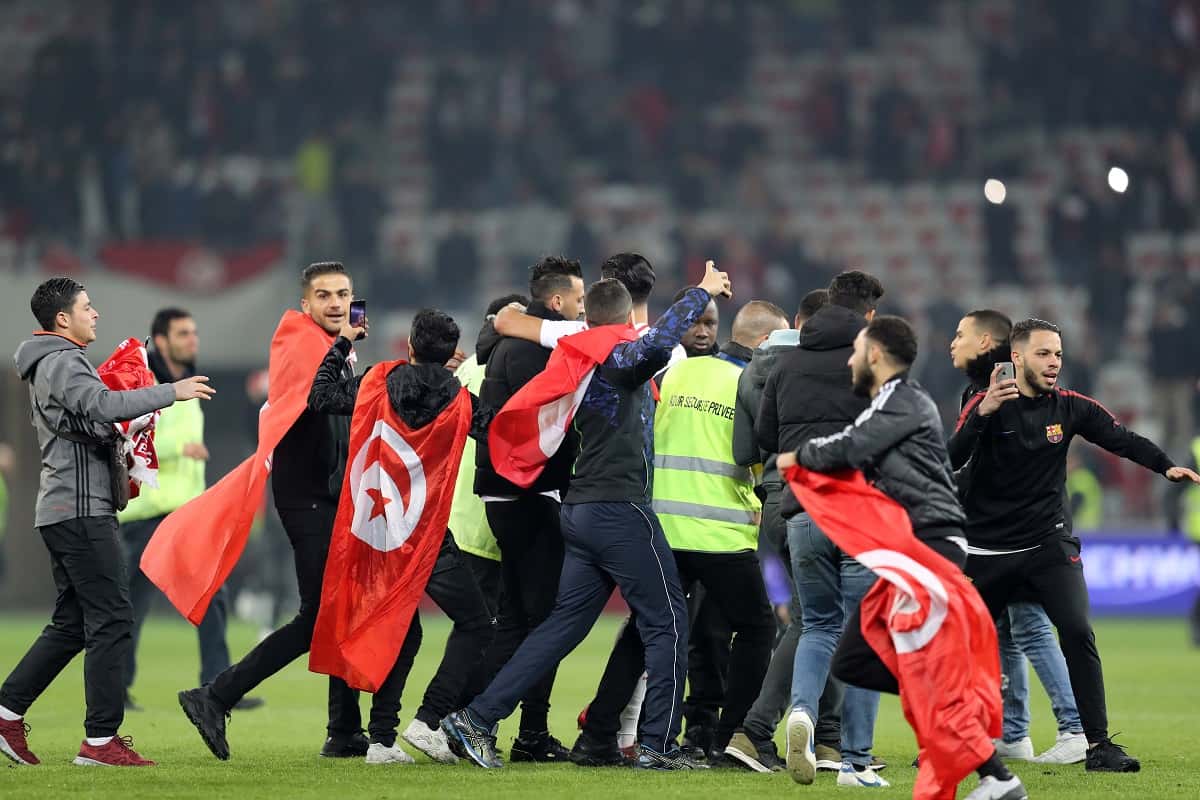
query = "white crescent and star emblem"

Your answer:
(348, 420), (427, 552)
